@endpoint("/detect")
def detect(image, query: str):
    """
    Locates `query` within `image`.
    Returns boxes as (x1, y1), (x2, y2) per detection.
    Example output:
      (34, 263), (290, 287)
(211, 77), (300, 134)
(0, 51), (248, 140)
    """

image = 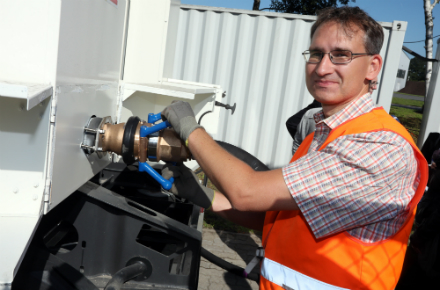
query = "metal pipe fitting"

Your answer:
(81, 115), (191, 164)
